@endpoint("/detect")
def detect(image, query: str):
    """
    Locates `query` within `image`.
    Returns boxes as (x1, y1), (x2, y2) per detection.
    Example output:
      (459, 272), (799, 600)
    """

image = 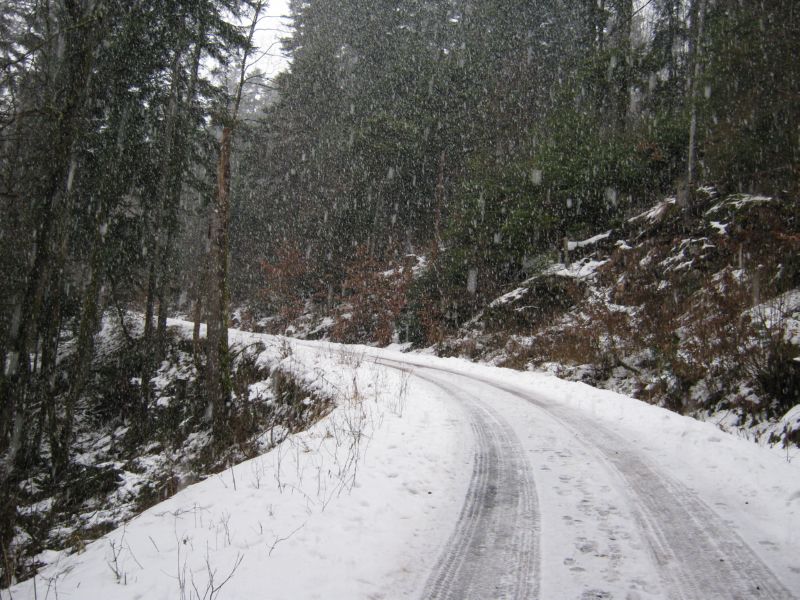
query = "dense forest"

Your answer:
(0, 0), (798, 586)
